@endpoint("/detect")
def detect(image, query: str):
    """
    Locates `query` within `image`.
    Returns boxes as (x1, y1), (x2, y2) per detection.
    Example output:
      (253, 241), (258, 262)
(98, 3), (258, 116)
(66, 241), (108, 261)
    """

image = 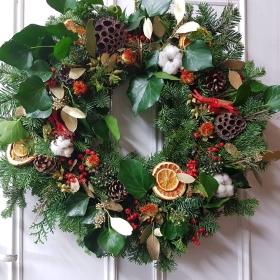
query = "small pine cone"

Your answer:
(205, 70), (226, 93)
(108, 180), (128, 202)
(59, 66), (74, 85)
(34, 155), (59, 174)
